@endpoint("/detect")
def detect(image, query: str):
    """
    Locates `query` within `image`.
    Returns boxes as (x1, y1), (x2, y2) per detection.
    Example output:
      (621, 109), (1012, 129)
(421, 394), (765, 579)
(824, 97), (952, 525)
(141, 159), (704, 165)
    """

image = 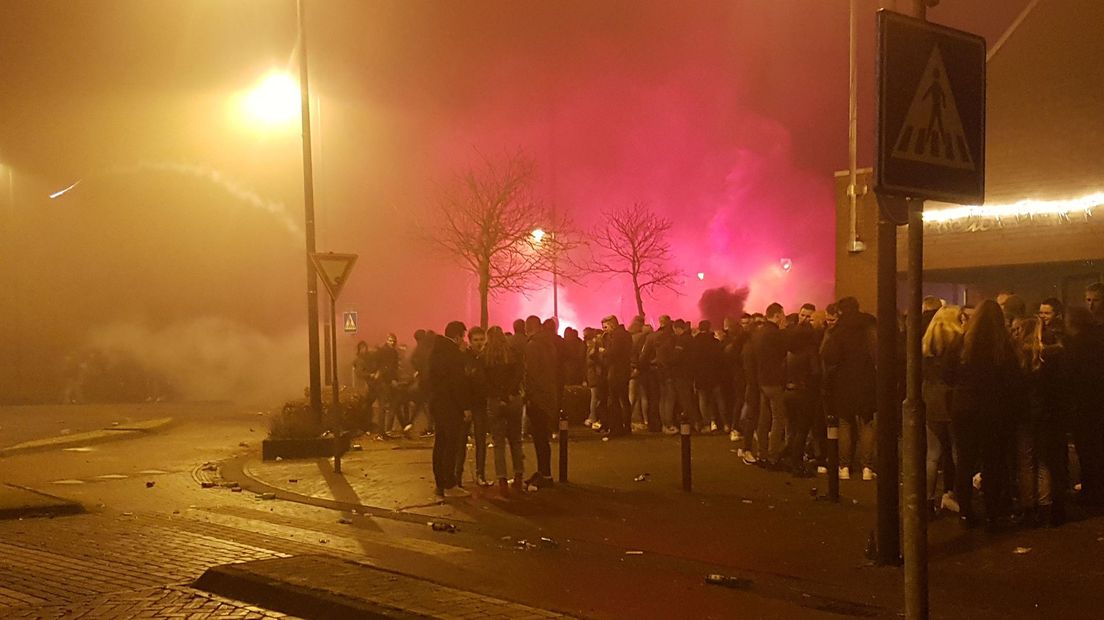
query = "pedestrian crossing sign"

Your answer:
(875, 10), (985, 205)
(891, 46), (974, 171)
(343, 311), (358, 335)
